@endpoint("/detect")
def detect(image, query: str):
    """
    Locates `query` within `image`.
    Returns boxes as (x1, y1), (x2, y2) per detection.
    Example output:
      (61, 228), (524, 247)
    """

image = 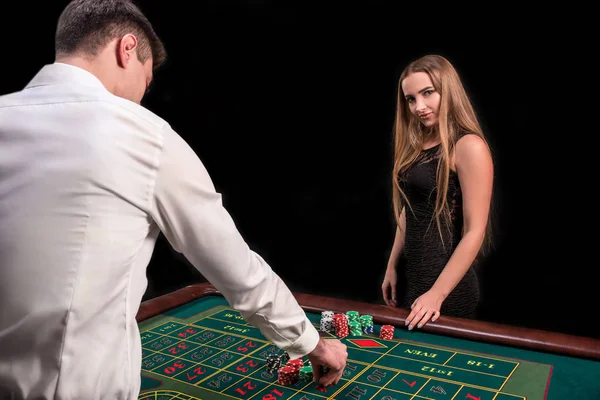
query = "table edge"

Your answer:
(137, 282), (600, 361)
